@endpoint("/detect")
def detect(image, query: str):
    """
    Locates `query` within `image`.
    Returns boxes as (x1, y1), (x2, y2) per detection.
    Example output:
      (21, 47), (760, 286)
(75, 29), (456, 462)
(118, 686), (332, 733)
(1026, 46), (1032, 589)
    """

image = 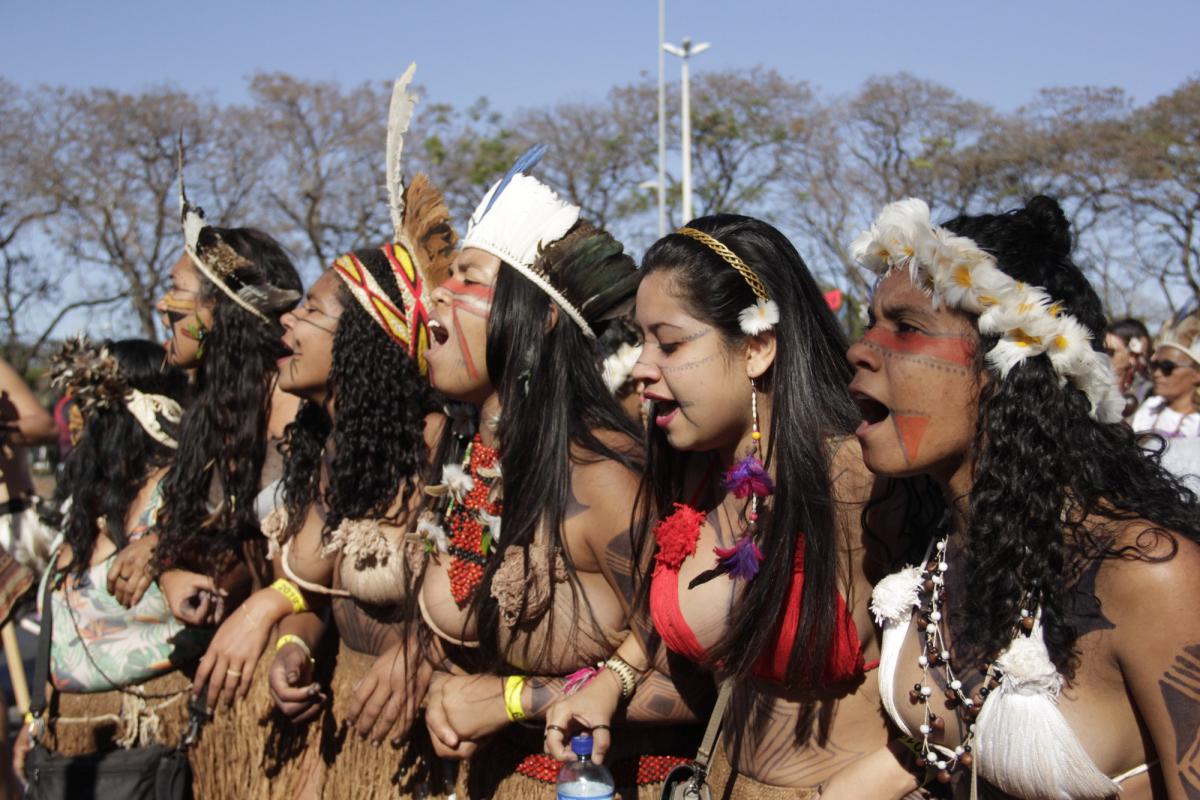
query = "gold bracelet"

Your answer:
(275, 634), (315, 666)
(269, 578), (308, 614)
(601, 656), (639, 699)
(503, 675), (527, 722)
